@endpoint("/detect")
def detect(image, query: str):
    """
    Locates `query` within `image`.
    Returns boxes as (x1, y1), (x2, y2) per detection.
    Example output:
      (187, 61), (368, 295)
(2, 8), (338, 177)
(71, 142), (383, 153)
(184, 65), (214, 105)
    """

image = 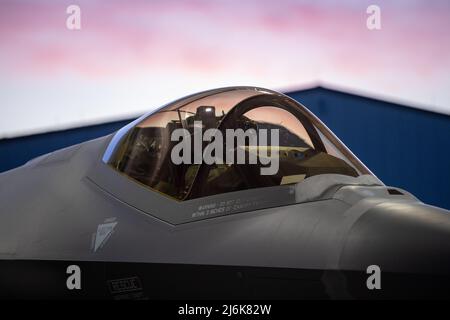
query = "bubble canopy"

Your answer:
(103, 87), (373, 201)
